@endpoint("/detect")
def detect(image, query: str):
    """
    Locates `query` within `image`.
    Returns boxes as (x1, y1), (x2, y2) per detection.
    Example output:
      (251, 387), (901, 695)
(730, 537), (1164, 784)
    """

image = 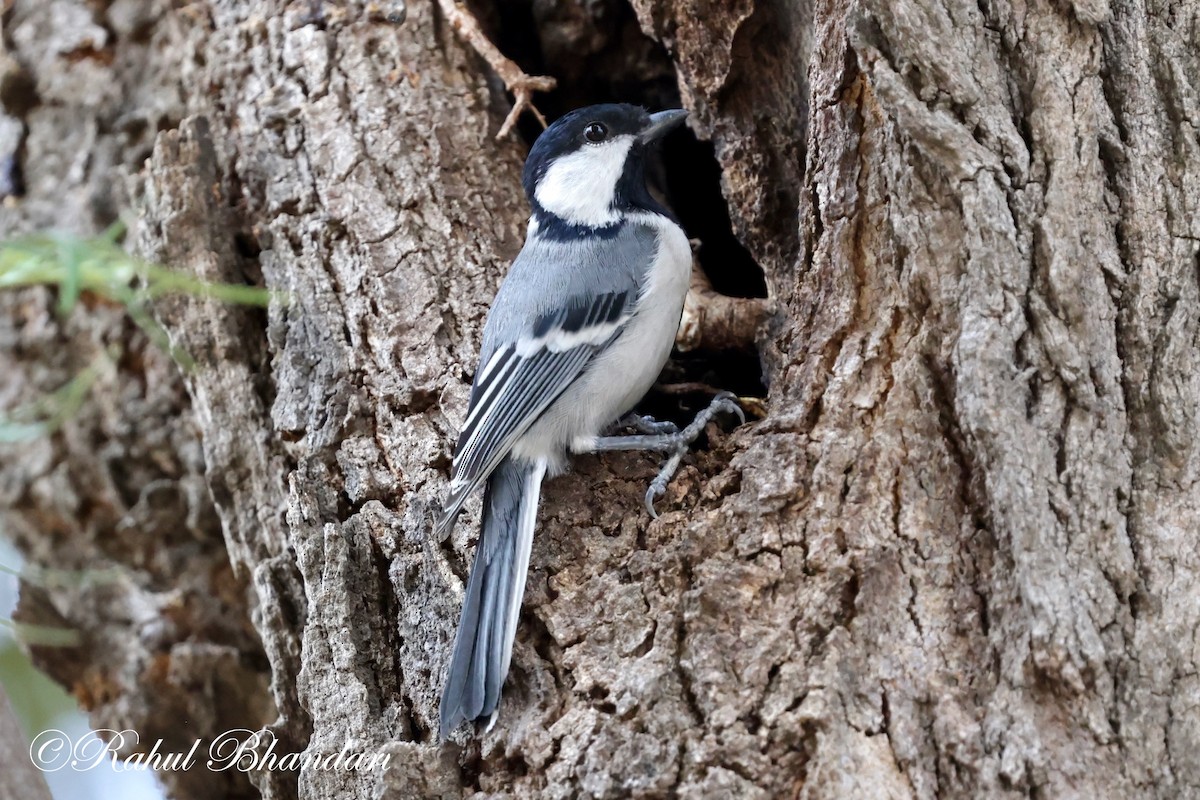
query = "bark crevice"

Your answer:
(1, 0), (1197, 797)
